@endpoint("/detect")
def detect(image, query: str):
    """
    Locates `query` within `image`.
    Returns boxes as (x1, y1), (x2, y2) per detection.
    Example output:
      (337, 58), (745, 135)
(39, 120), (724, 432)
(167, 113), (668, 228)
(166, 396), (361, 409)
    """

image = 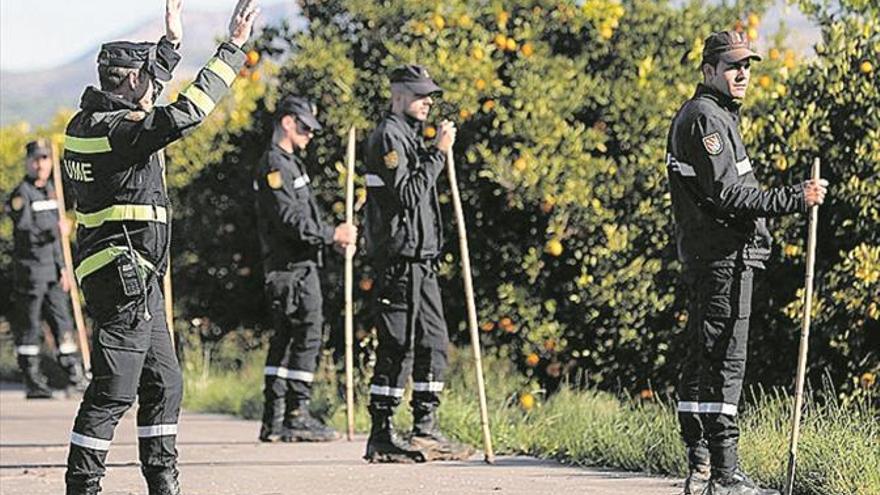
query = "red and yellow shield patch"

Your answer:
(267, 170), (283, 189)
(702, 132), (724, 156)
